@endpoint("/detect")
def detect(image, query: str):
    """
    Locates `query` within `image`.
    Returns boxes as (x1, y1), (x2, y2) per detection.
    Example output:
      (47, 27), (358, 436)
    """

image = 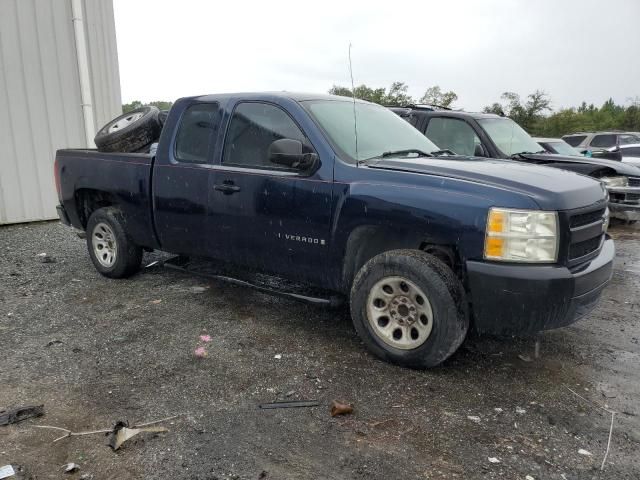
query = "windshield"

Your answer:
(620, 134), (640, 145)
(477, 117), (544, 157)
(545, 141), (581, 156)
(302, 100), (439, 162)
